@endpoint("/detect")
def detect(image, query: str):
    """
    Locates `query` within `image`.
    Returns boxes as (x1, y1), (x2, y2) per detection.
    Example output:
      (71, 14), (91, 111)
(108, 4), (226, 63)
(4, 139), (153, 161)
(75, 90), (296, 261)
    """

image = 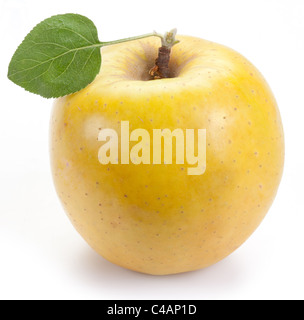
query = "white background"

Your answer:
(0, 0), (303, 300)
